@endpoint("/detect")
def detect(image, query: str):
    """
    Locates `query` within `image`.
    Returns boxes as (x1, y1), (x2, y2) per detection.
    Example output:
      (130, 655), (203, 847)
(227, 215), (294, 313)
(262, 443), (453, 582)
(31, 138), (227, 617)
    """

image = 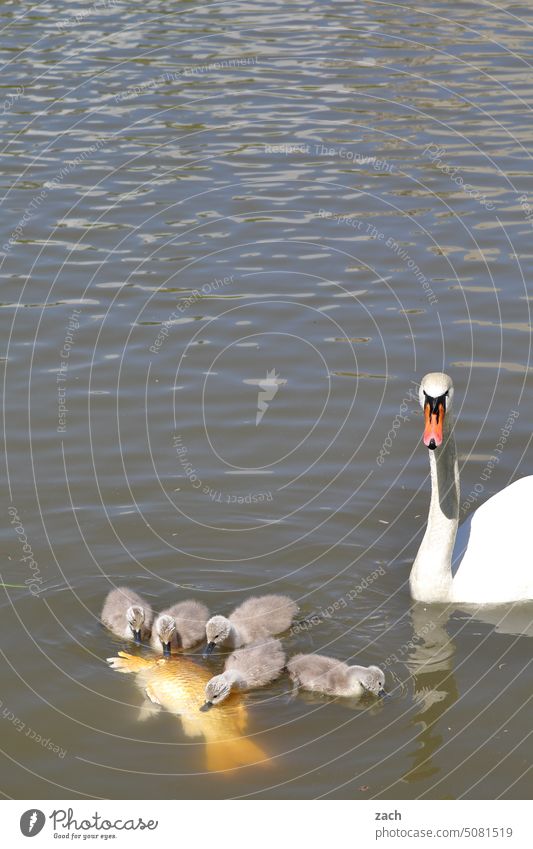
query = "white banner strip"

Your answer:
(3, 799), (529, 848)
